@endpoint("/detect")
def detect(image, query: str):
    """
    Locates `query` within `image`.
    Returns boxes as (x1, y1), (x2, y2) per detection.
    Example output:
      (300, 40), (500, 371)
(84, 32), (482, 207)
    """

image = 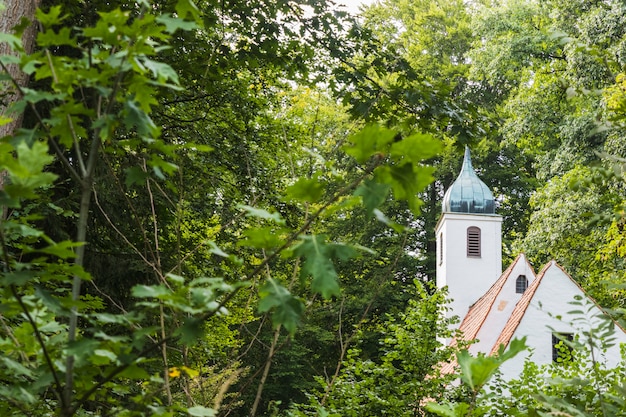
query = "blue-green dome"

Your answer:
(442, 147), (495, 214)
